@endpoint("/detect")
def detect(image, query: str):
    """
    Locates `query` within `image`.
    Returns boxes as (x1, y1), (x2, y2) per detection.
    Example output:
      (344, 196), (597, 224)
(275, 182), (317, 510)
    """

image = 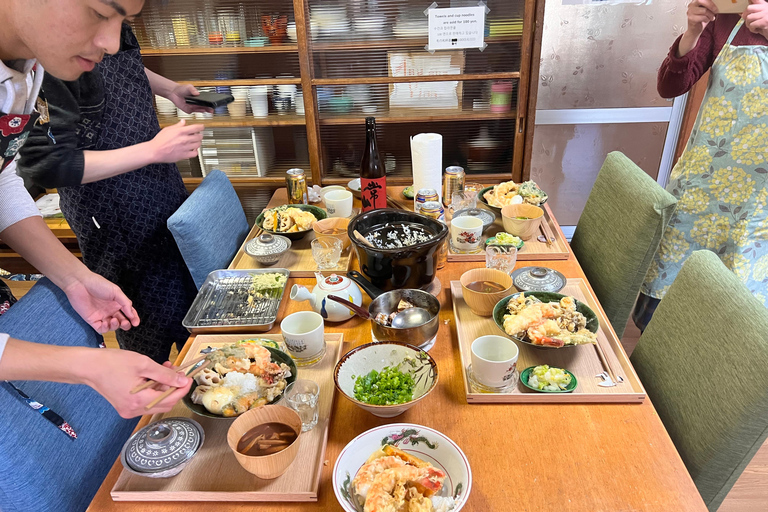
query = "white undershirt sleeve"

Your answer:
(0, 160), (42, 232)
